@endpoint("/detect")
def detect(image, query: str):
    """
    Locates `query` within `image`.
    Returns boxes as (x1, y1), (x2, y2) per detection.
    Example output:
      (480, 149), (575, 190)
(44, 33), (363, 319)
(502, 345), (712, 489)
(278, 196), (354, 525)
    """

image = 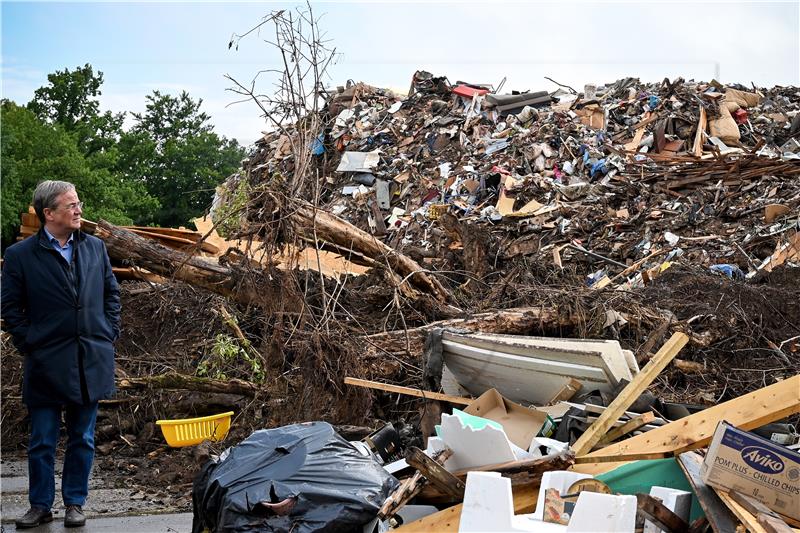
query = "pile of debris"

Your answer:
(231, 72), (800, 293)
(2, 71), (799, 530)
